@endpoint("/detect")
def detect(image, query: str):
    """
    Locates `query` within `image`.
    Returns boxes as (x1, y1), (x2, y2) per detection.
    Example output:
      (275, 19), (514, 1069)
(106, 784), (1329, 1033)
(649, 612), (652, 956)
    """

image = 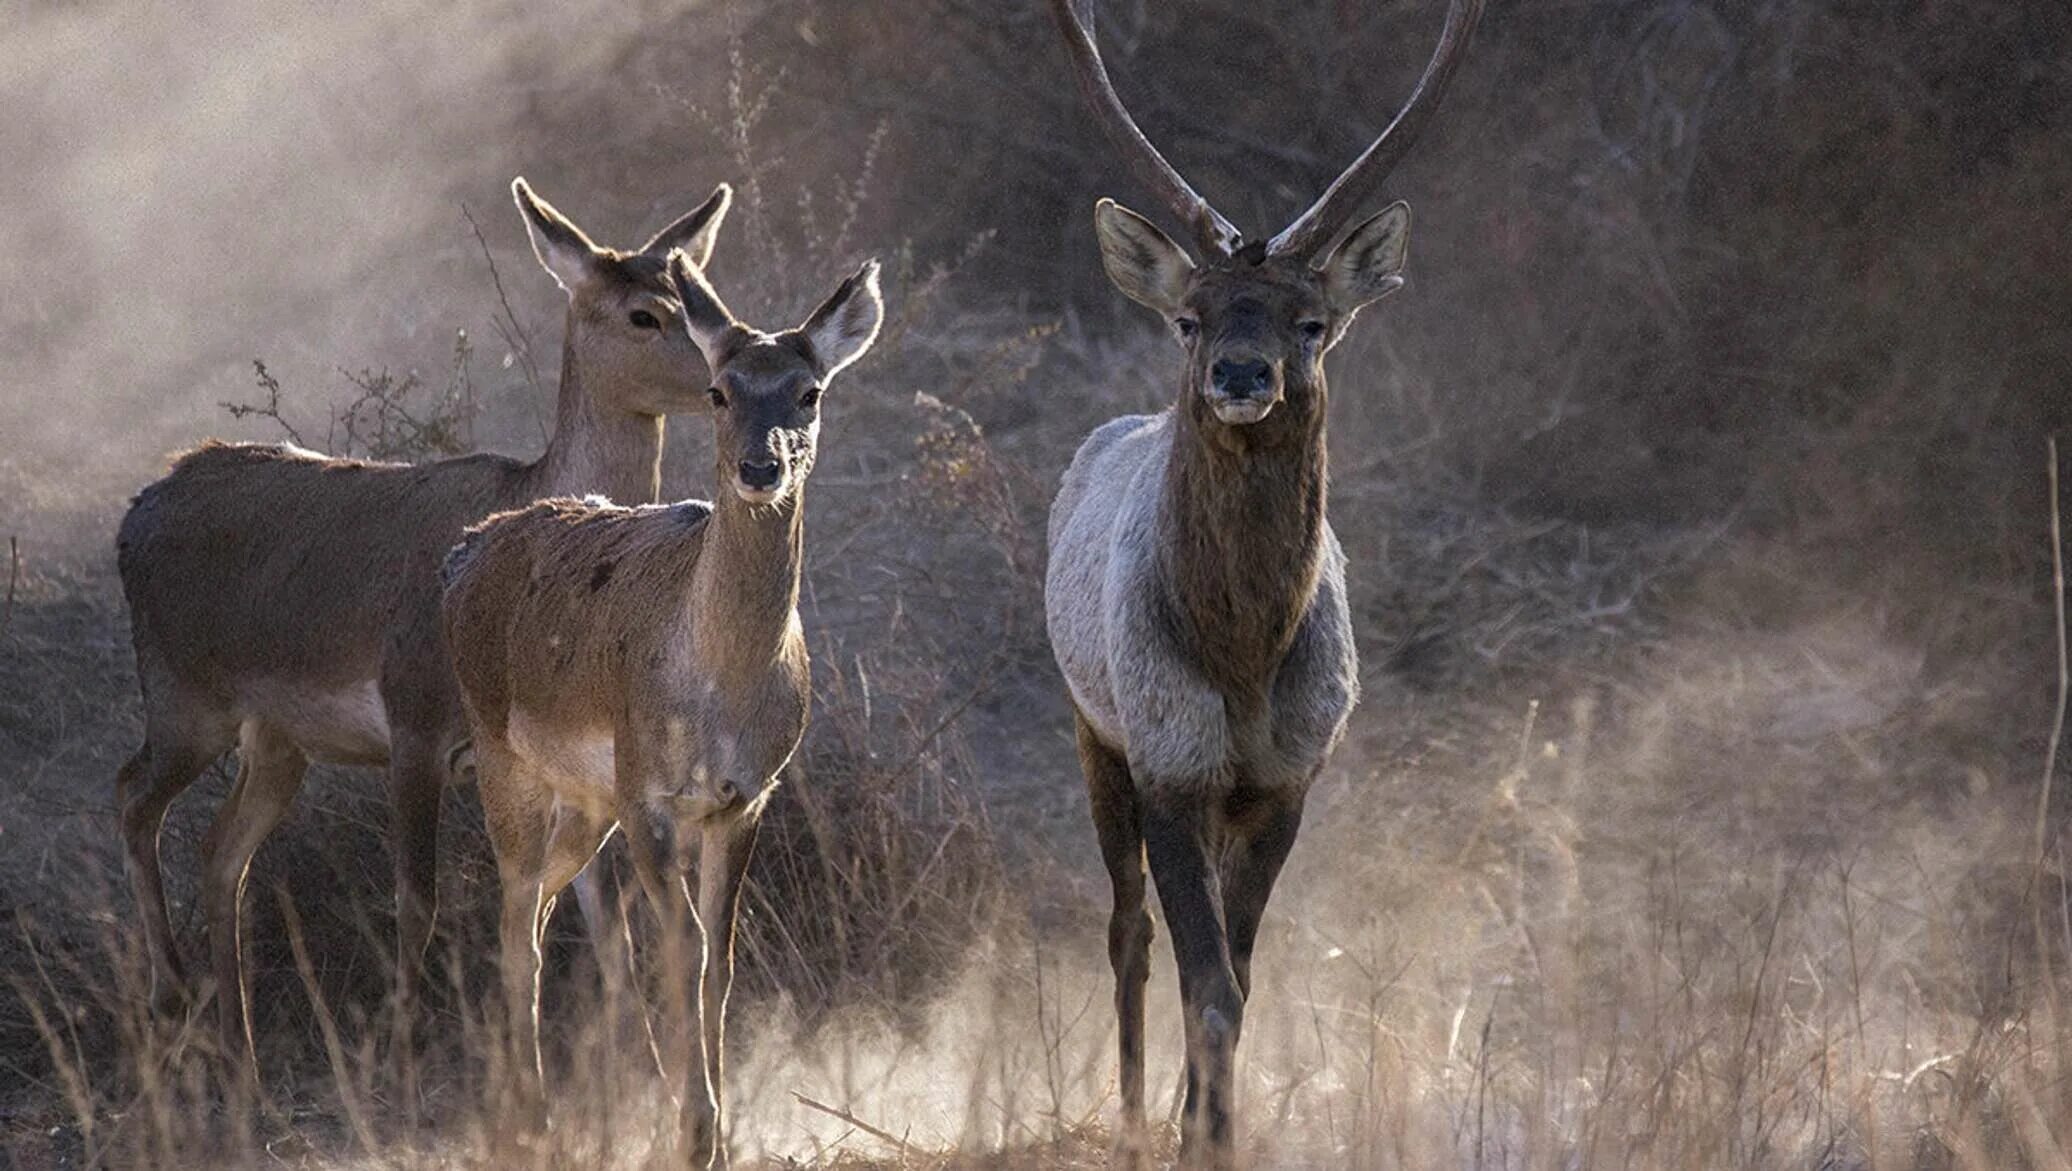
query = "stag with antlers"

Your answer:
(1043, 0), (1485, 1165)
